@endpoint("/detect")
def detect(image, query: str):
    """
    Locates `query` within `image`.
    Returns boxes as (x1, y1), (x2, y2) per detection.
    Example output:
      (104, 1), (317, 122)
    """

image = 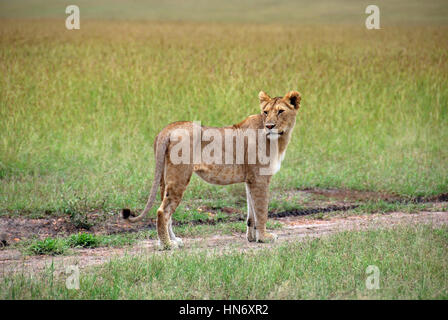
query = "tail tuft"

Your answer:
(122, 208), (131, 219)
